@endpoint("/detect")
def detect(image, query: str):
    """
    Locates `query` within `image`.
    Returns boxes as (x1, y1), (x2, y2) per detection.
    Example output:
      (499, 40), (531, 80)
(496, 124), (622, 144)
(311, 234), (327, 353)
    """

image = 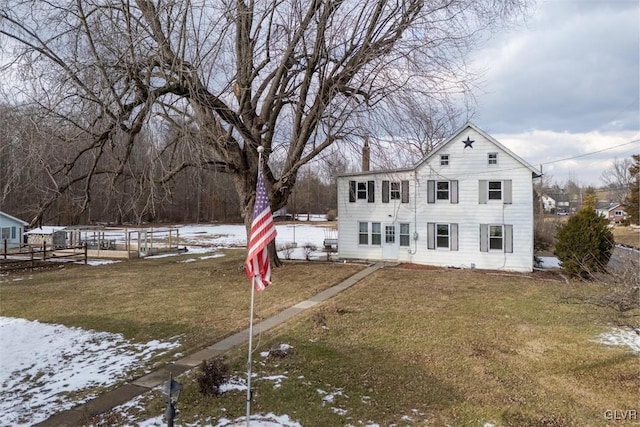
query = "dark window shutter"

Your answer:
(401, 180), (409, 203)
(450, 223), (458, 251)
(367, 181), (375, 203)
(427, 180), (435, 204)
(479, 180), (487, 204)
(349, 181), (356, 202)
(505, 224), (513, 253)
(451, 180), (459, 204)
(480, 224), (488, 252)
(504, 180), (512, 204)
(382, 180), (390, 203)
(427, 222), (435, 249)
